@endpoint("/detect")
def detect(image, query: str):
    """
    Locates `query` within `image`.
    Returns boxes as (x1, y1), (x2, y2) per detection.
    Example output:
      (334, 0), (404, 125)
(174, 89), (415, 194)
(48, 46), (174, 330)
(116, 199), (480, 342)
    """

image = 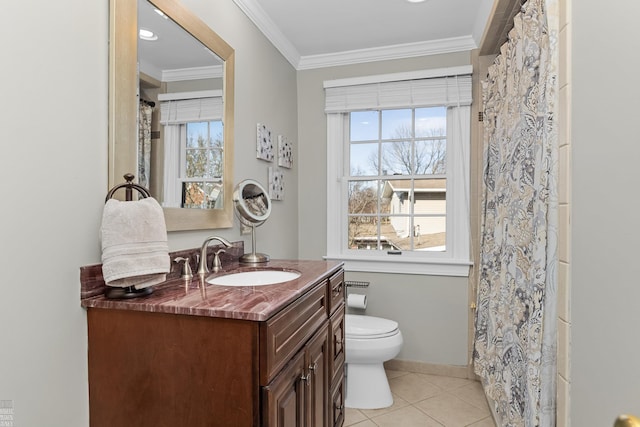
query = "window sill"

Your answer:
(323, 254), (472, 277)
